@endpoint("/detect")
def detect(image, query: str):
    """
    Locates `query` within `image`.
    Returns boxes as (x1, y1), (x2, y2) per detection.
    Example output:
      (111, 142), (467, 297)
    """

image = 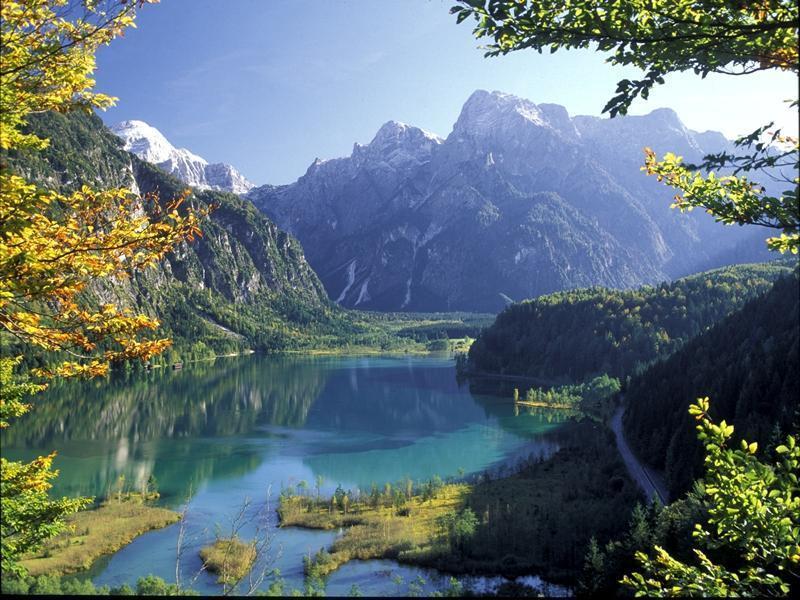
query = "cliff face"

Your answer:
(249, 90), (769, 312)
(6, 111), (333, 354)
